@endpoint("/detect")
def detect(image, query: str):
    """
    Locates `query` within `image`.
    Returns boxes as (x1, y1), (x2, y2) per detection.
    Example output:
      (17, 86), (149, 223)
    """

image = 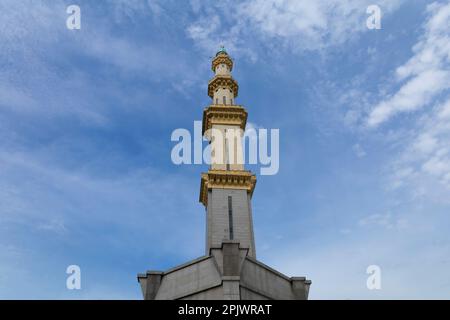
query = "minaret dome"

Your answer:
(209, 46), (238, 105)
